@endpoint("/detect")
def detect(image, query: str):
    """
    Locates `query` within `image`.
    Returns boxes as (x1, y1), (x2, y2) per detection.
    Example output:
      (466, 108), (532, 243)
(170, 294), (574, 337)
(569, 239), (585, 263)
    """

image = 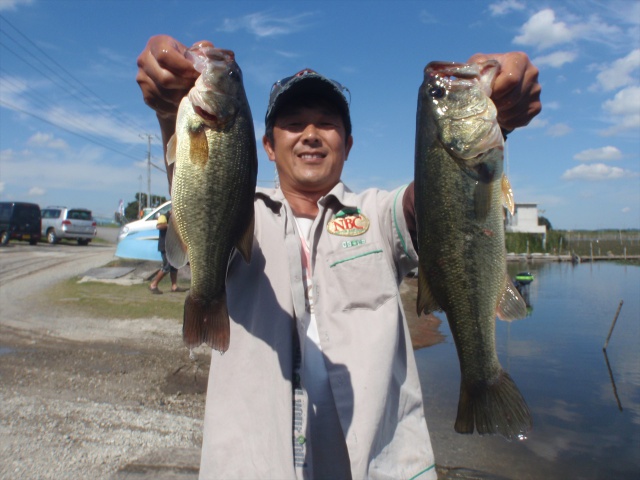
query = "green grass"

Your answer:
(506, 230), (640, 256)
(44, 276), (187, 320)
